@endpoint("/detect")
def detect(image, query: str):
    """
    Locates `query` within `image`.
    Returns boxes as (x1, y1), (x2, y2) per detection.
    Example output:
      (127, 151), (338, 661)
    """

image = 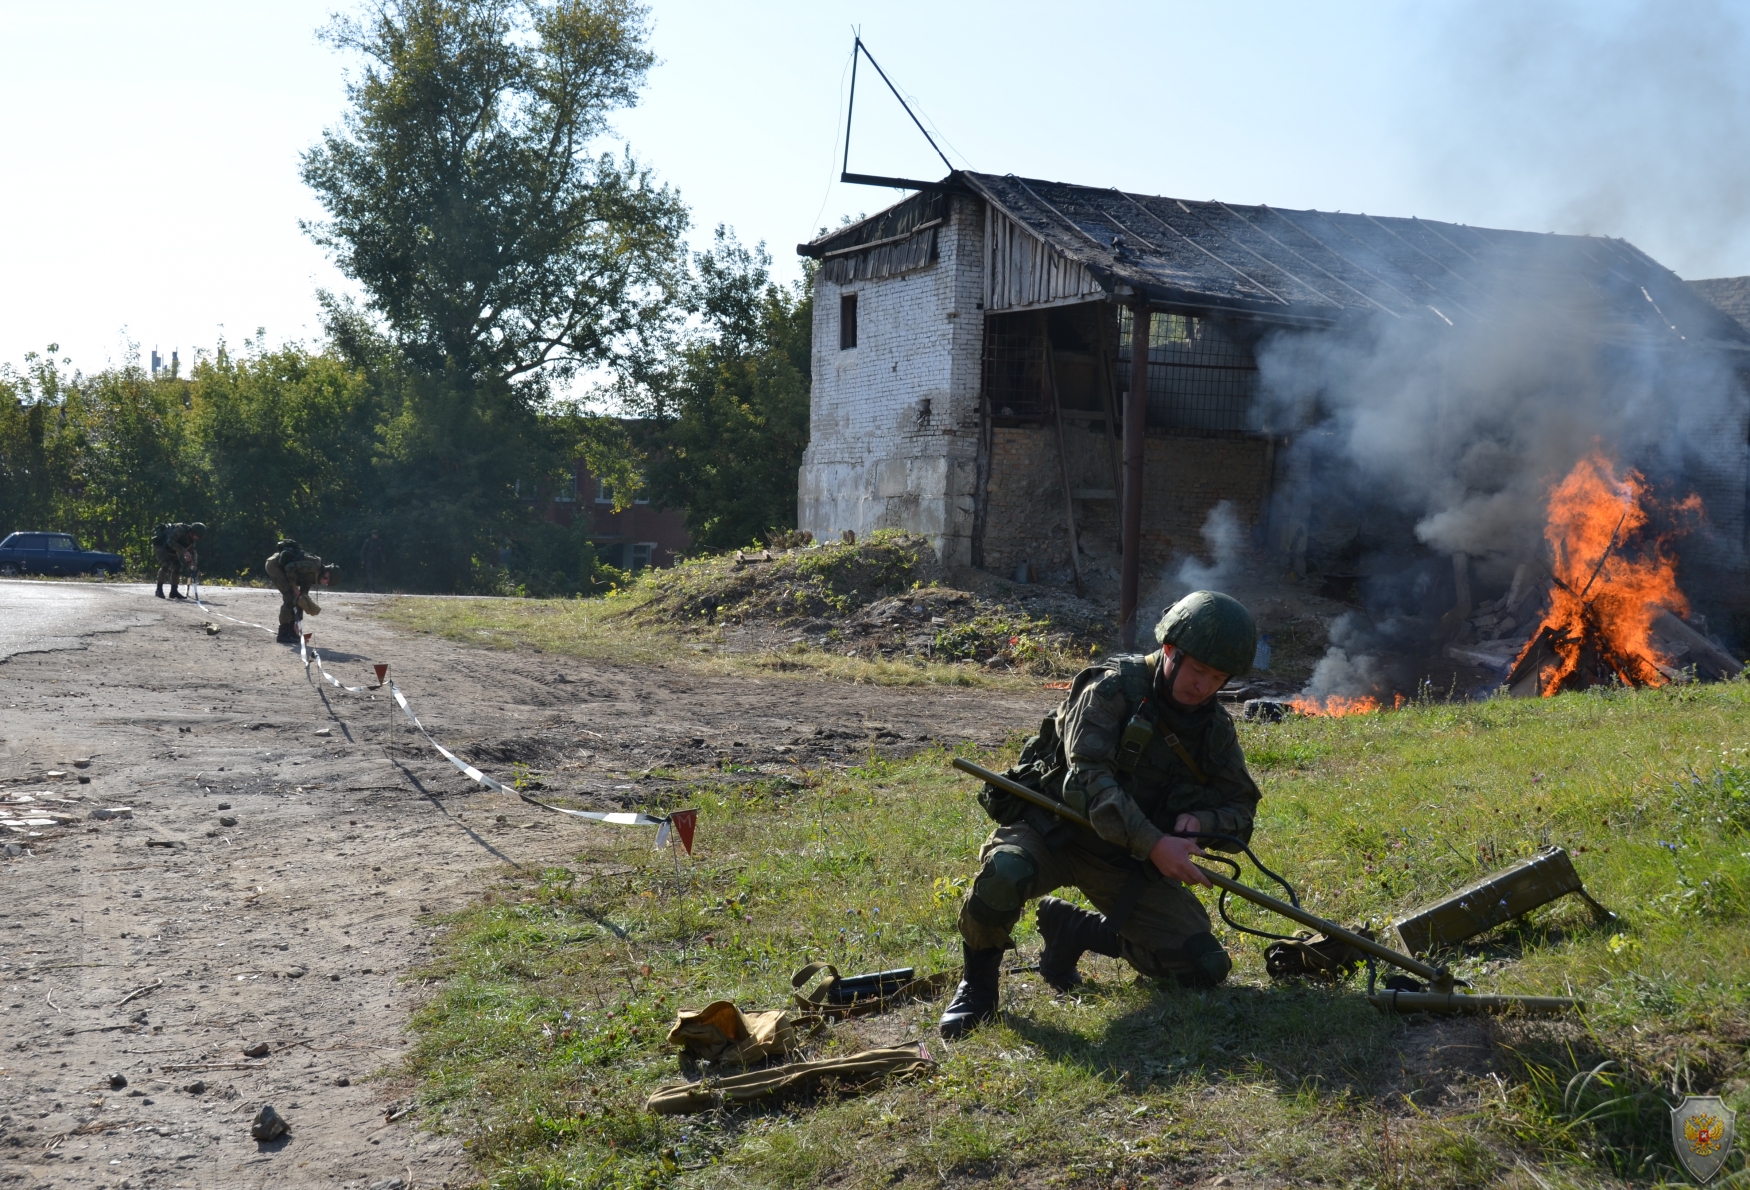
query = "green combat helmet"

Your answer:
(1154, 590), (1257, 678)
